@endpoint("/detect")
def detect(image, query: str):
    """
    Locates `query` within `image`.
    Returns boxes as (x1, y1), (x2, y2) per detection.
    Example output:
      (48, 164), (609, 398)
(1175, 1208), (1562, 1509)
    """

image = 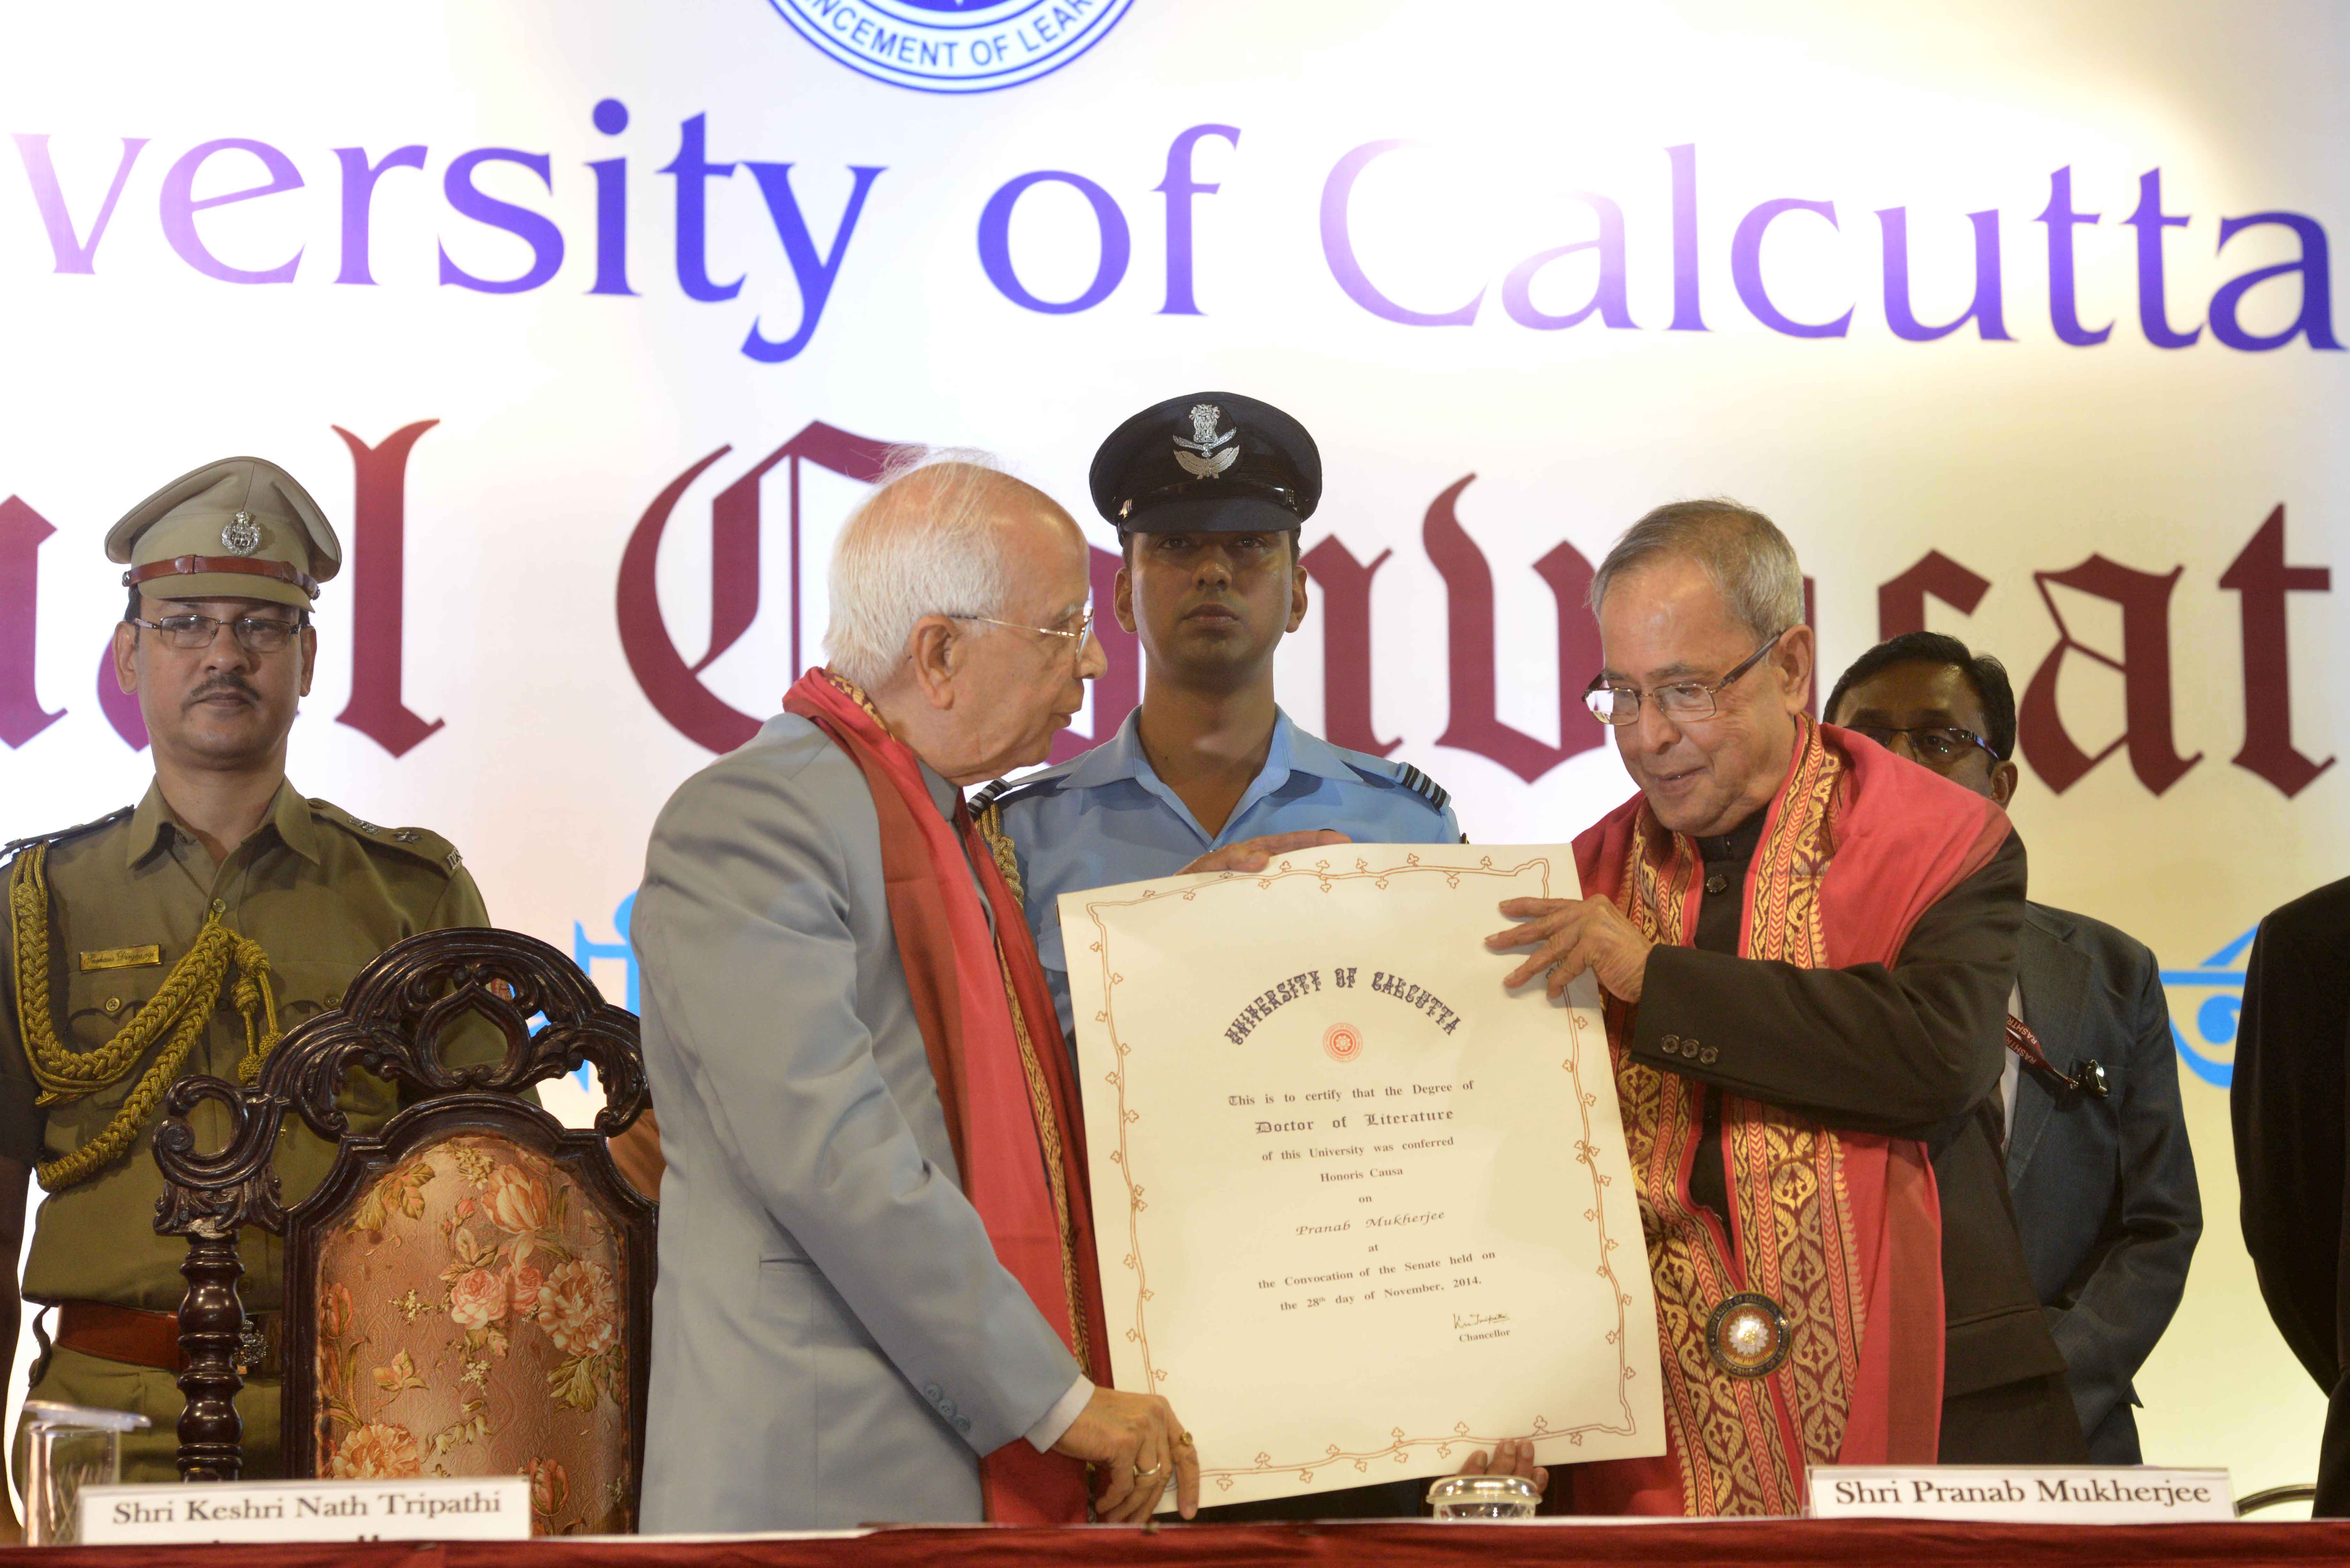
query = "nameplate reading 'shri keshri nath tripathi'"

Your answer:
(79, 1476), (532, 1543)
(1062, 844), (1664, 1509)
